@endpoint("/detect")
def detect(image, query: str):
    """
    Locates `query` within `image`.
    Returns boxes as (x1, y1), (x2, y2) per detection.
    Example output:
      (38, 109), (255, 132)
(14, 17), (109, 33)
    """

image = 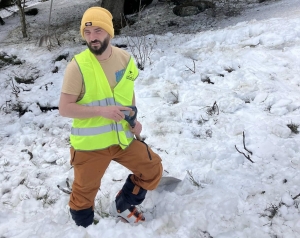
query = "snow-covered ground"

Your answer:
(0, 0), (300, 237)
